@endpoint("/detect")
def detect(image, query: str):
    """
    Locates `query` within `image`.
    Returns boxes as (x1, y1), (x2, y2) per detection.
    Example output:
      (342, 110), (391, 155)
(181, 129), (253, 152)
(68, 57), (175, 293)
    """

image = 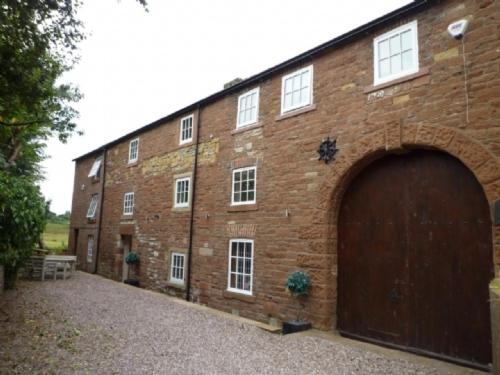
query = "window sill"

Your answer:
(177, 140), (194, 150)
(120, 215), (134, 221)
(87, 218), (97, 224)
(276, 104), (316, 122)
(227, 204), (258, 212)
(231, 122), (263, 135)
(90, 178), (101, 184)
(223, 290), (256, 303)
(172, 206), (190, 212)
(364, 67), (430, 94)
(167, 281), (186, 290)
(127, 161), (138, 168)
